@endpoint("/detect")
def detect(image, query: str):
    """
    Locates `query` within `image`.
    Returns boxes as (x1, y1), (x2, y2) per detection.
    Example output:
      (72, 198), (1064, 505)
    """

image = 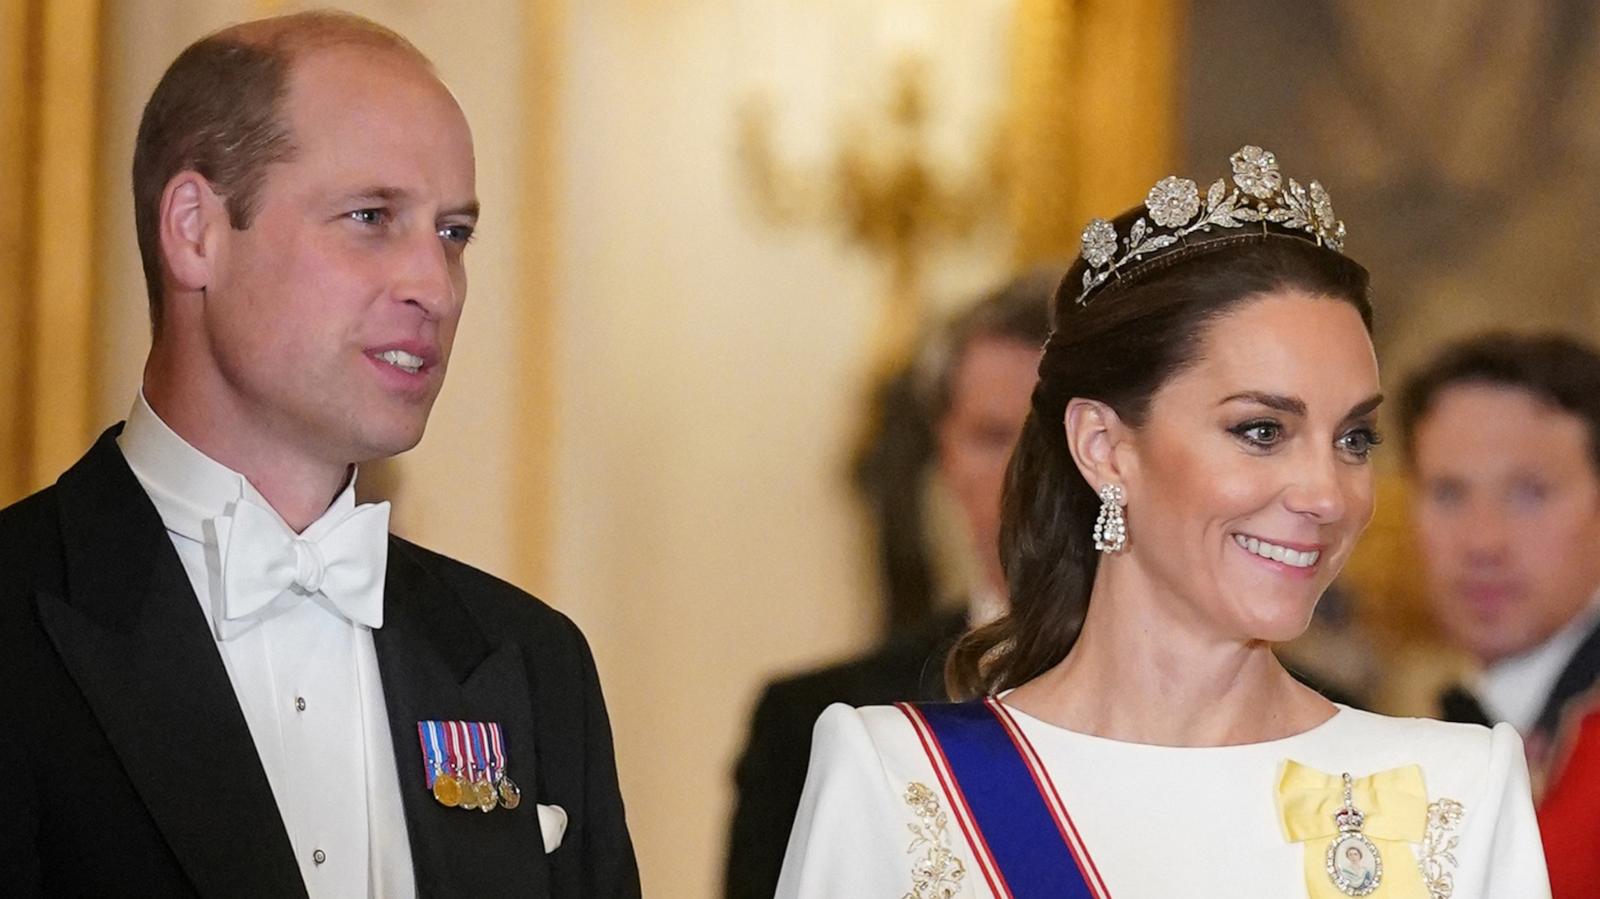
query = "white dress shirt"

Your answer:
(1481, 592), (1600, 735)
(119, 393), (416, 899)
